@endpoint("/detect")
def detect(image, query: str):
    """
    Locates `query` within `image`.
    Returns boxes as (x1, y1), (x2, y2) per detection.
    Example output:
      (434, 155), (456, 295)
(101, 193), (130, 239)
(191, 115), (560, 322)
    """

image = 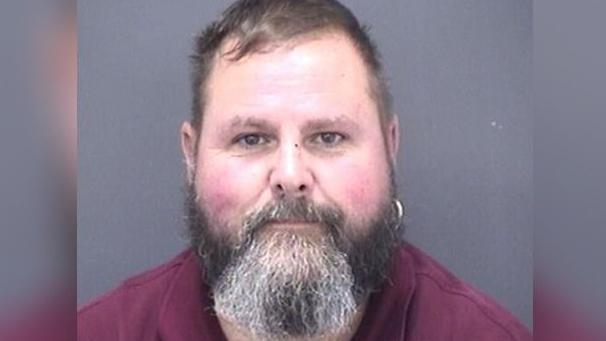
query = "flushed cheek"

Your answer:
(319, 160), (390, 220)
(197, 180), (236, 224)
(348, 173), (388, 218)
(346, 176), (376, 209)
(196, 160), (267, 230)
